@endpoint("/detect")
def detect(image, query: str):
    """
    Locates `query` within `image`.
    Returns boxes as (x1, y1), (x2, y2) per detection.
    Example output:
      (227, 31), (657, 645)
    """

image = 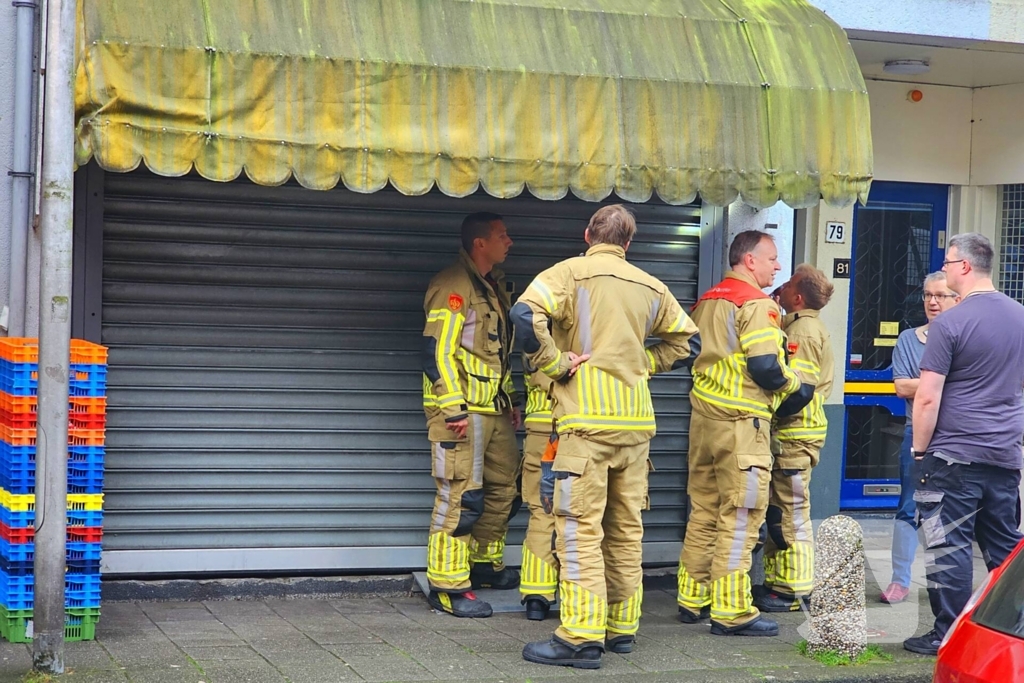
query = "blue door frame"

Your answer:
(840, 181), (948, 509)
